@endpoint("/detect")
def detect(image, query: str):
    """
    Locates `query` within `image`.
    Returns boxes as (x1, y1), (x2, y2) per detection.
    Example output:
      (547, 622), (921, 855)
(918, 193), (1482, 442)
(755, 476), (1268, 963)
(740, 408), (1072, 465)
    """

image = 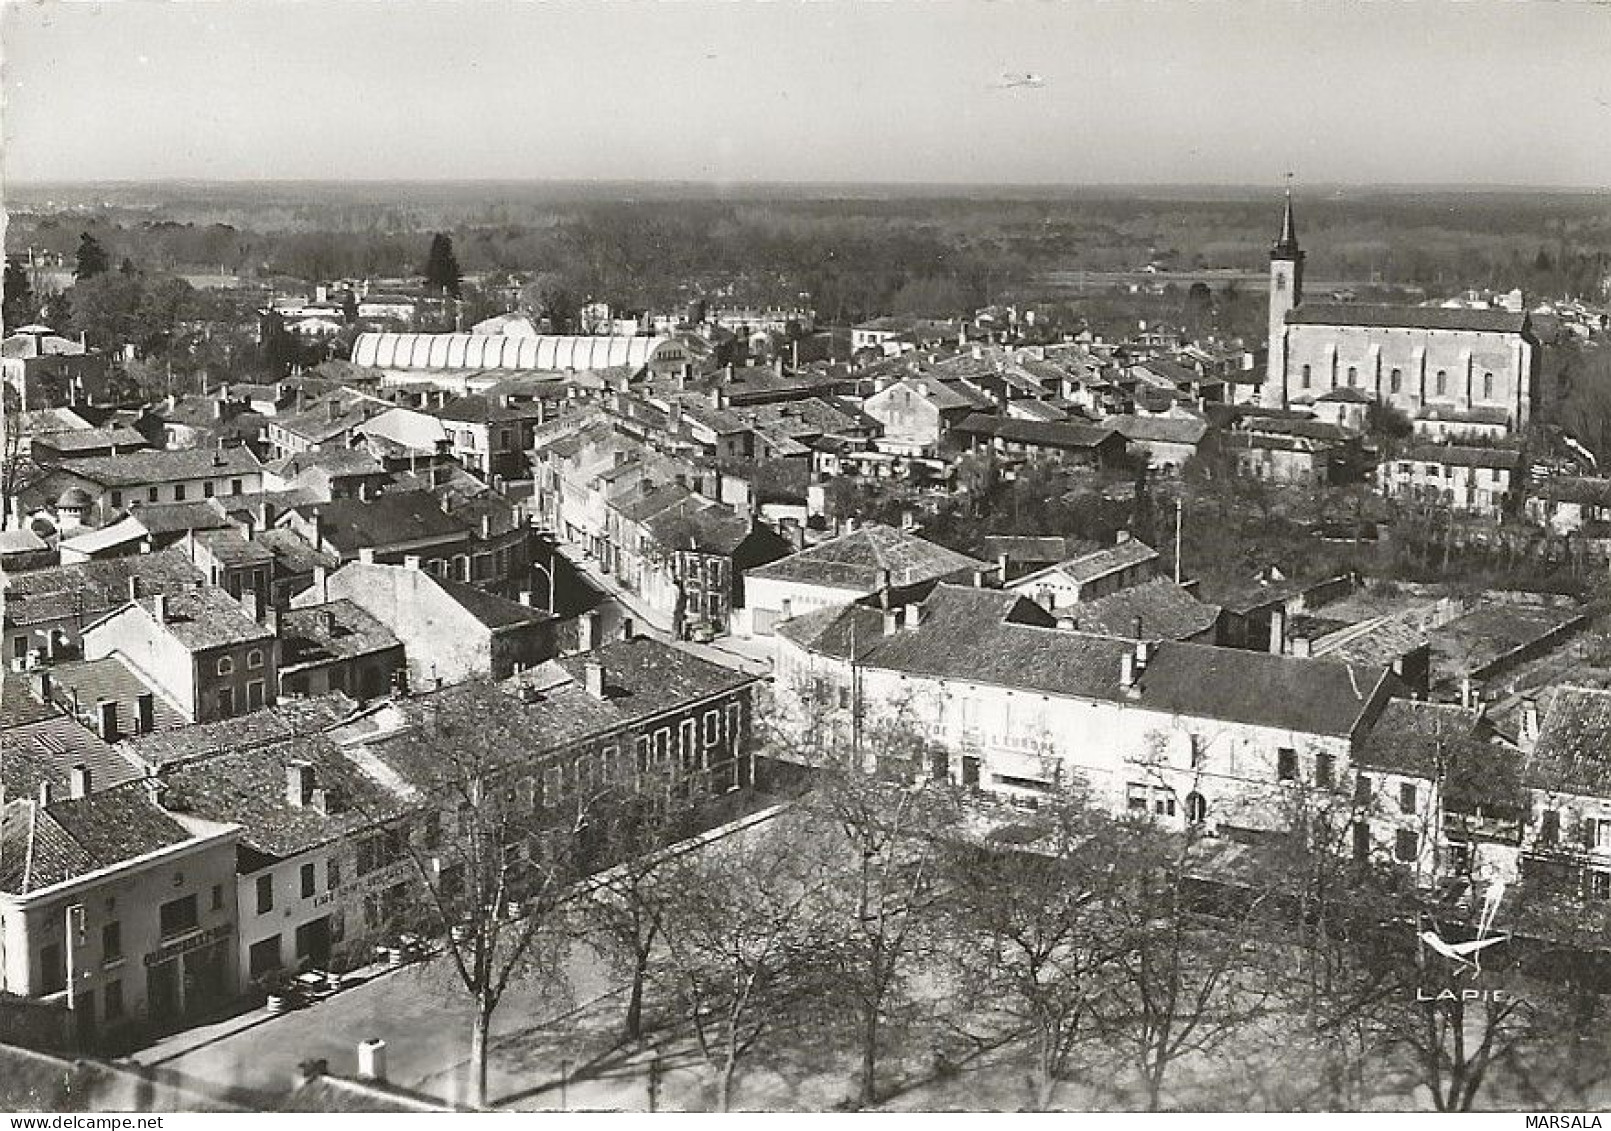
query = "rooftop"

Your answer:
(57, 446), (261, 488)
(307, 491), (470, 552)
(124, 694), (359, 768)
(279, 600), (402, 669)
(1, 549), (204, 629)
(1526, 686), (1611, 796)
(778, 583), (1387, 738)
(746, 522), (985, 593)
(1060, 579), (1220, 641)
(1286, 303), (1531, 335)
(1015, 538), (1159, 588)
(1401, 443), (1524, 470)
(47, 656), (188, 735)
(110, 588), (274, 652)
(0, 783), (207, 895)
